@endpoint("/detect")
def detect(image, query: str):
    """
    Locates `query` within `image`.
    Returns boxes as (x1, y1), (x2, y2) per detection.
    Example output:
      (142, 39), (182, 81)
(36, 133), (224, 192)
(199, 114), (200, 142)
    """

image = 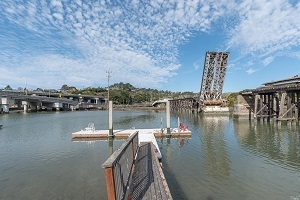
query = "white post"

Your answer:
(22, 101), (28, 113)
(166, 100), (171, 135)
(109, 101), (113, 137)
